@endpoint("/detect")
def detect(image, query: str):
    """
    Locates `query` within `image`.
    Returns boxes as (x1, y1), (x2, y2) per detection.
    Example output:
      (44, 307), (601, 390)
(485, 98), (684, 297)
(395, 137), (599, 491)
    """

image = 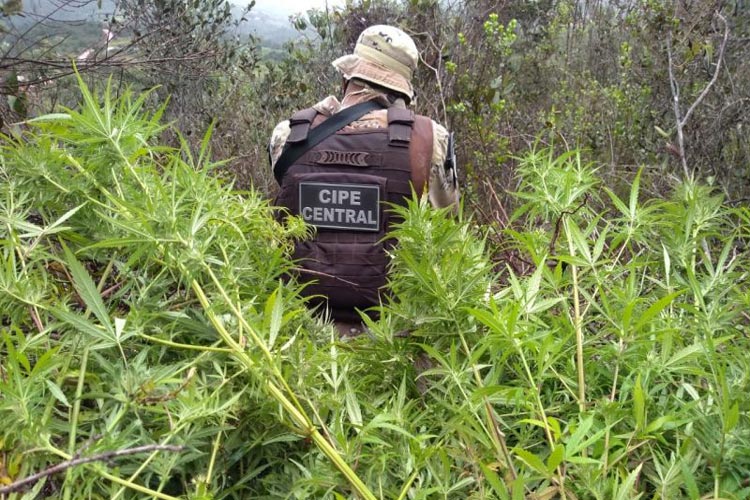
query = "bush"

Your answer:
(1, 69), (749, 500)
